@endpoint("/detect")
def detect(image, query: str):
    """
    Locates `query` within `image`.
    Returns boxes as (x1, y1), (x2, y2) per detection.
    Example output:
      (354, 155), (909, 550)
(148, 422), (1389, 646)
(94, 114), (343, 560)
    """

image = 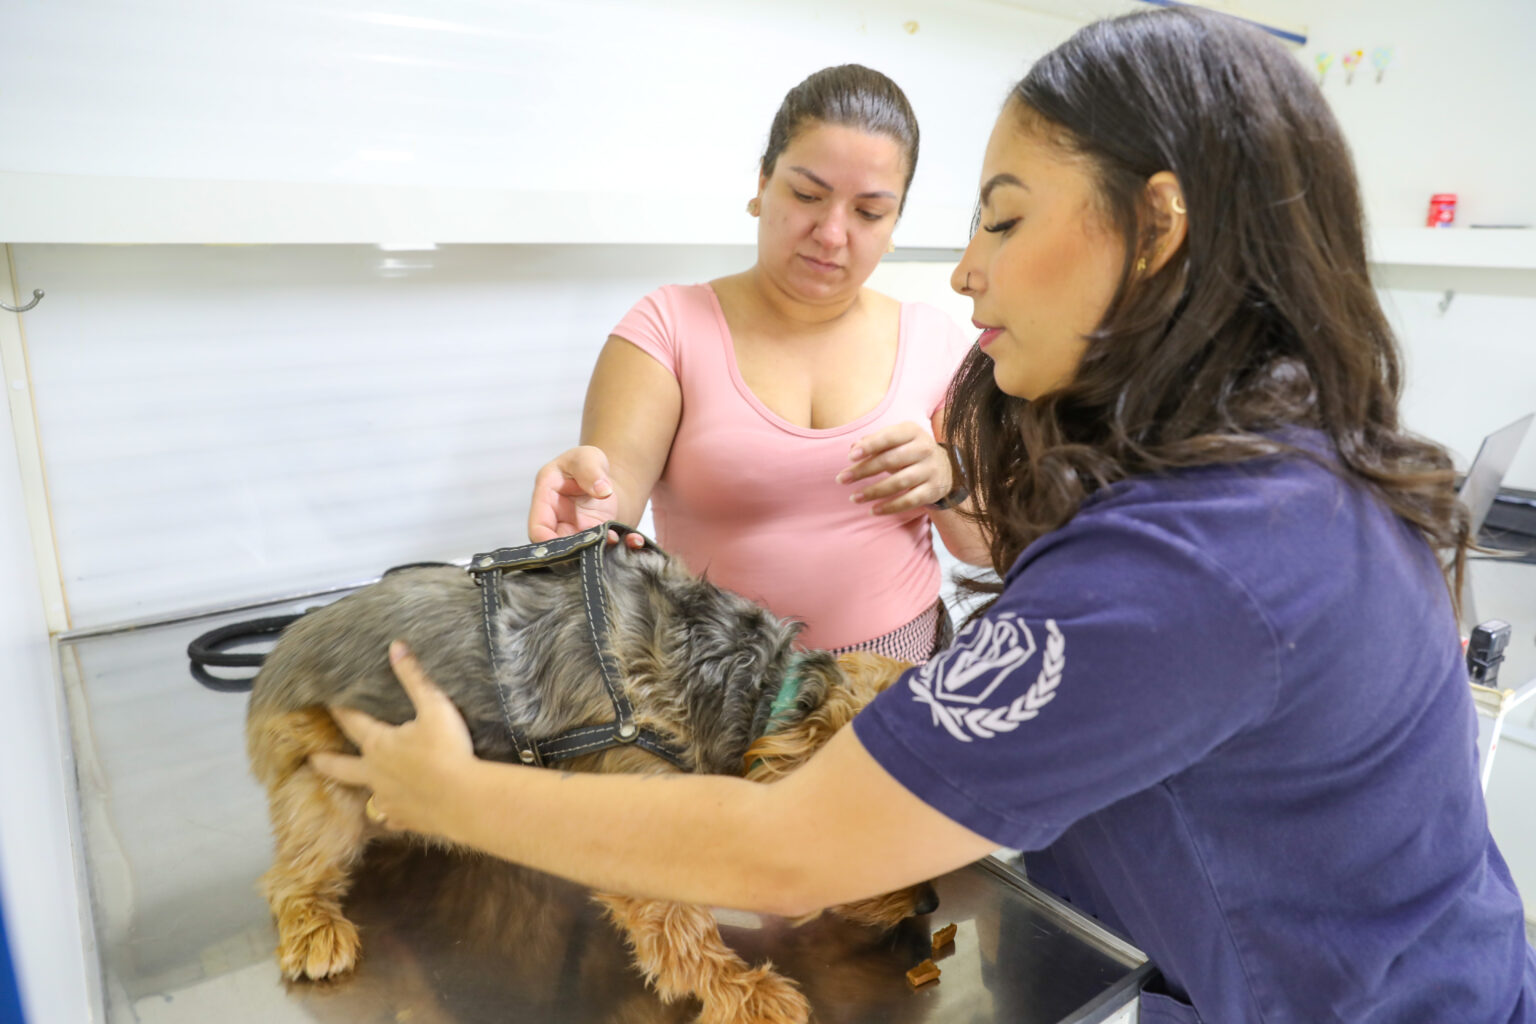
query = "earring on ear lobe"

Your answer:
(746, 197), (761, 217)
(1171, 195), (1186, 215)
(1136, 257), (1149, 273)
(886, 240), (896, 254)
